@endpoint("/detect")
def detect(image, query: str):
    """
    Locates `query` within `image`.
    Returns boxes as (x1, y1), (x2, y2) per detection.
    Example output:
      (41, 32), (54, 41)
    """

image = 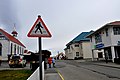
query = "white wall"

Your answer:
(10, 41), (25, 55)
(90, 26), (120, 48)
(65, 42), (93, 59)
(111, 35), (120, 46)
(65, 47), (74, 59)
(0, 40), (9, 60)
(82, 42), (92, 59)
(90, 26), (120, 62)
(91, 36), (96, 50)
(93, 50), (98, 58)
(102, 27), (112, 47)
(65, 43), (81, 59)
